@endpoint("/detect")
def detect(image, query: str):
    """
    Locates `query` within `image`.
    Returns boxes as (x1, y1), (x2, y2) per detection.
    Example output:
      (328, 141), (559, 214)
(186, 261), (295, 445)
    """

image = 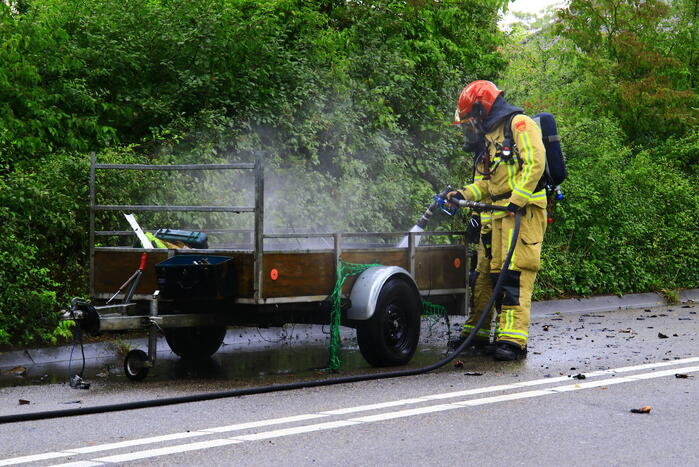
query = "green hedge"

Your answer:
(536, 121), (698, 298)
